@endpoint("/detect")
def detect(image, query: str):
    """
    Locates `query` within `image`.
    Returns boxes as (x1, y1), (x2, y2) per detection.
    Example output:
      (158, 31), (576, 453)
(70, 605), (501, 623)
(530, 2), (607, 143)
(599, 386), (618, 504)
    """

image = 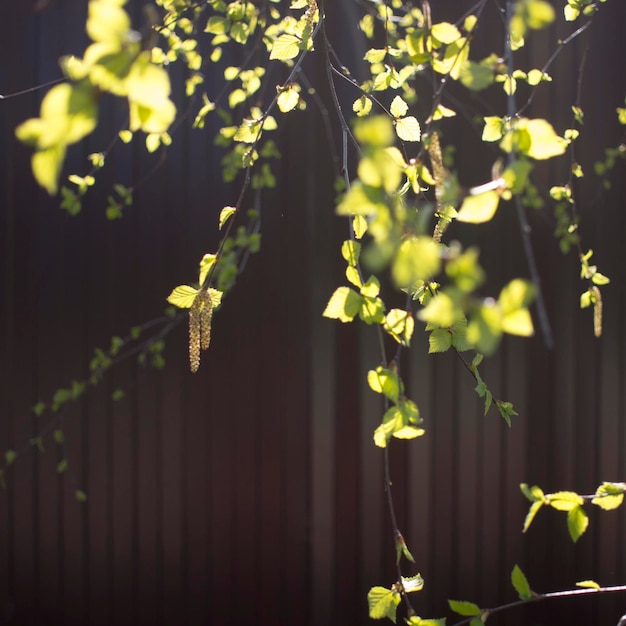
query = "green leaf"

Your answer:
(576, 580), (600, 589)
(353, 95), (372, 117)
(457, 190), (500, 223)
(53, 429), (64, 445)
(431, 21), (461, 44)
(75, 489), (88, 503)
(482, 116), (504, 142)
(390, 96), (408, 118)
(511, 564), (533, 600)
(522, 499), (543, 533)
(5, 450), (17, 466)
(547, 491), (583, 511)
(499, 279), (535, 336)
(520, 483), (545, 502)
(384, 309), (414, 346)
(419, 292), (457, 329)
(495, 400), (517, 426)
(111, 389), (125, 401)
(269, 34), (301, 61)
(591, 482), (625, 510)
(166, 285), (198, 309)
(219, 206), (236, 229)
(277, 87), (300, 113)
(359, 296), (385, 324)
(567, 505), (589, 542)
(406, 618), (446, 626)
(322, 287), (362, 323)
(395, 116), (421, 142)
(367, 366), (402, 403)
(428, 328), (452, 353)
(522, 118), (568, 160)
(199, 254), (217, 286)
(57, 459), (69, 474)
(341, 240), (361, 266)
(367, 586), (401, 622)
(448, 600), (481, 617)
(392, 237), (440, 289)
